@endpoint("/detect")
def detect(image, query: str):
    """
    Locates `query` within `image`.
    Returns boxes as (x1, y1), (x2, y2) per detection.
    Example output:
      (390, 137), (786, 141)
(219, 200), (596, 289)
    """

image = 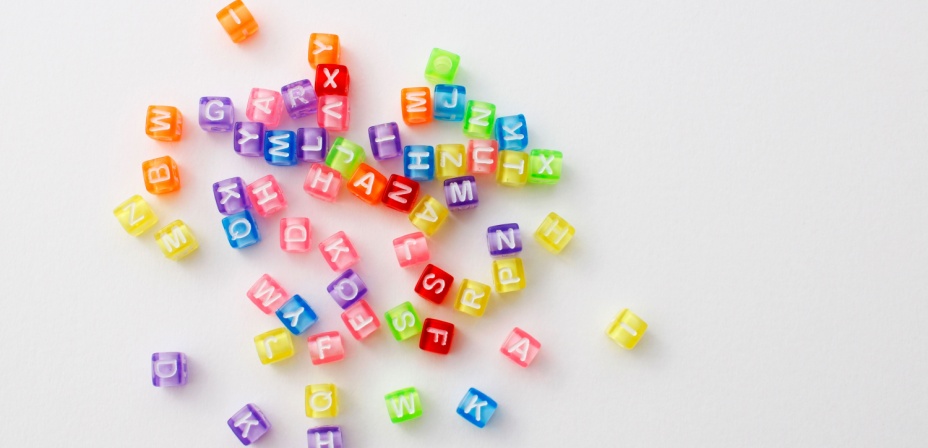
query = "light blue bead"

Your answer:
(456, 387), (497, 428)
(494, 114), (528, 151)
(222, 210), (260, 249)
(275, 295), (318, 335)
(433, 84), (466, 122)
(264, 130), (298, 166)
(403, 145), (435, 181)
